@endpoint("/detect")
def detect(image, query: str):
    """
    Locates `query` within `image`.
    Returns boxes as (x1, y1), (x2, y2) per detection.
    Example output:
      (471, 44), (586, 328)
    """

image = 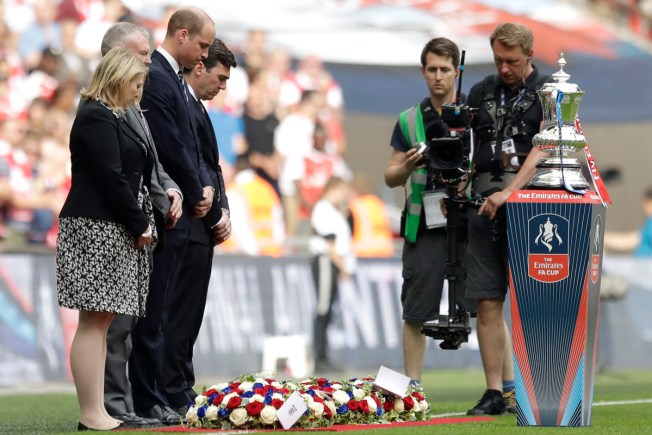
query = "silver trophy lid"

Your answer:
(540, 52), (582, 94)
